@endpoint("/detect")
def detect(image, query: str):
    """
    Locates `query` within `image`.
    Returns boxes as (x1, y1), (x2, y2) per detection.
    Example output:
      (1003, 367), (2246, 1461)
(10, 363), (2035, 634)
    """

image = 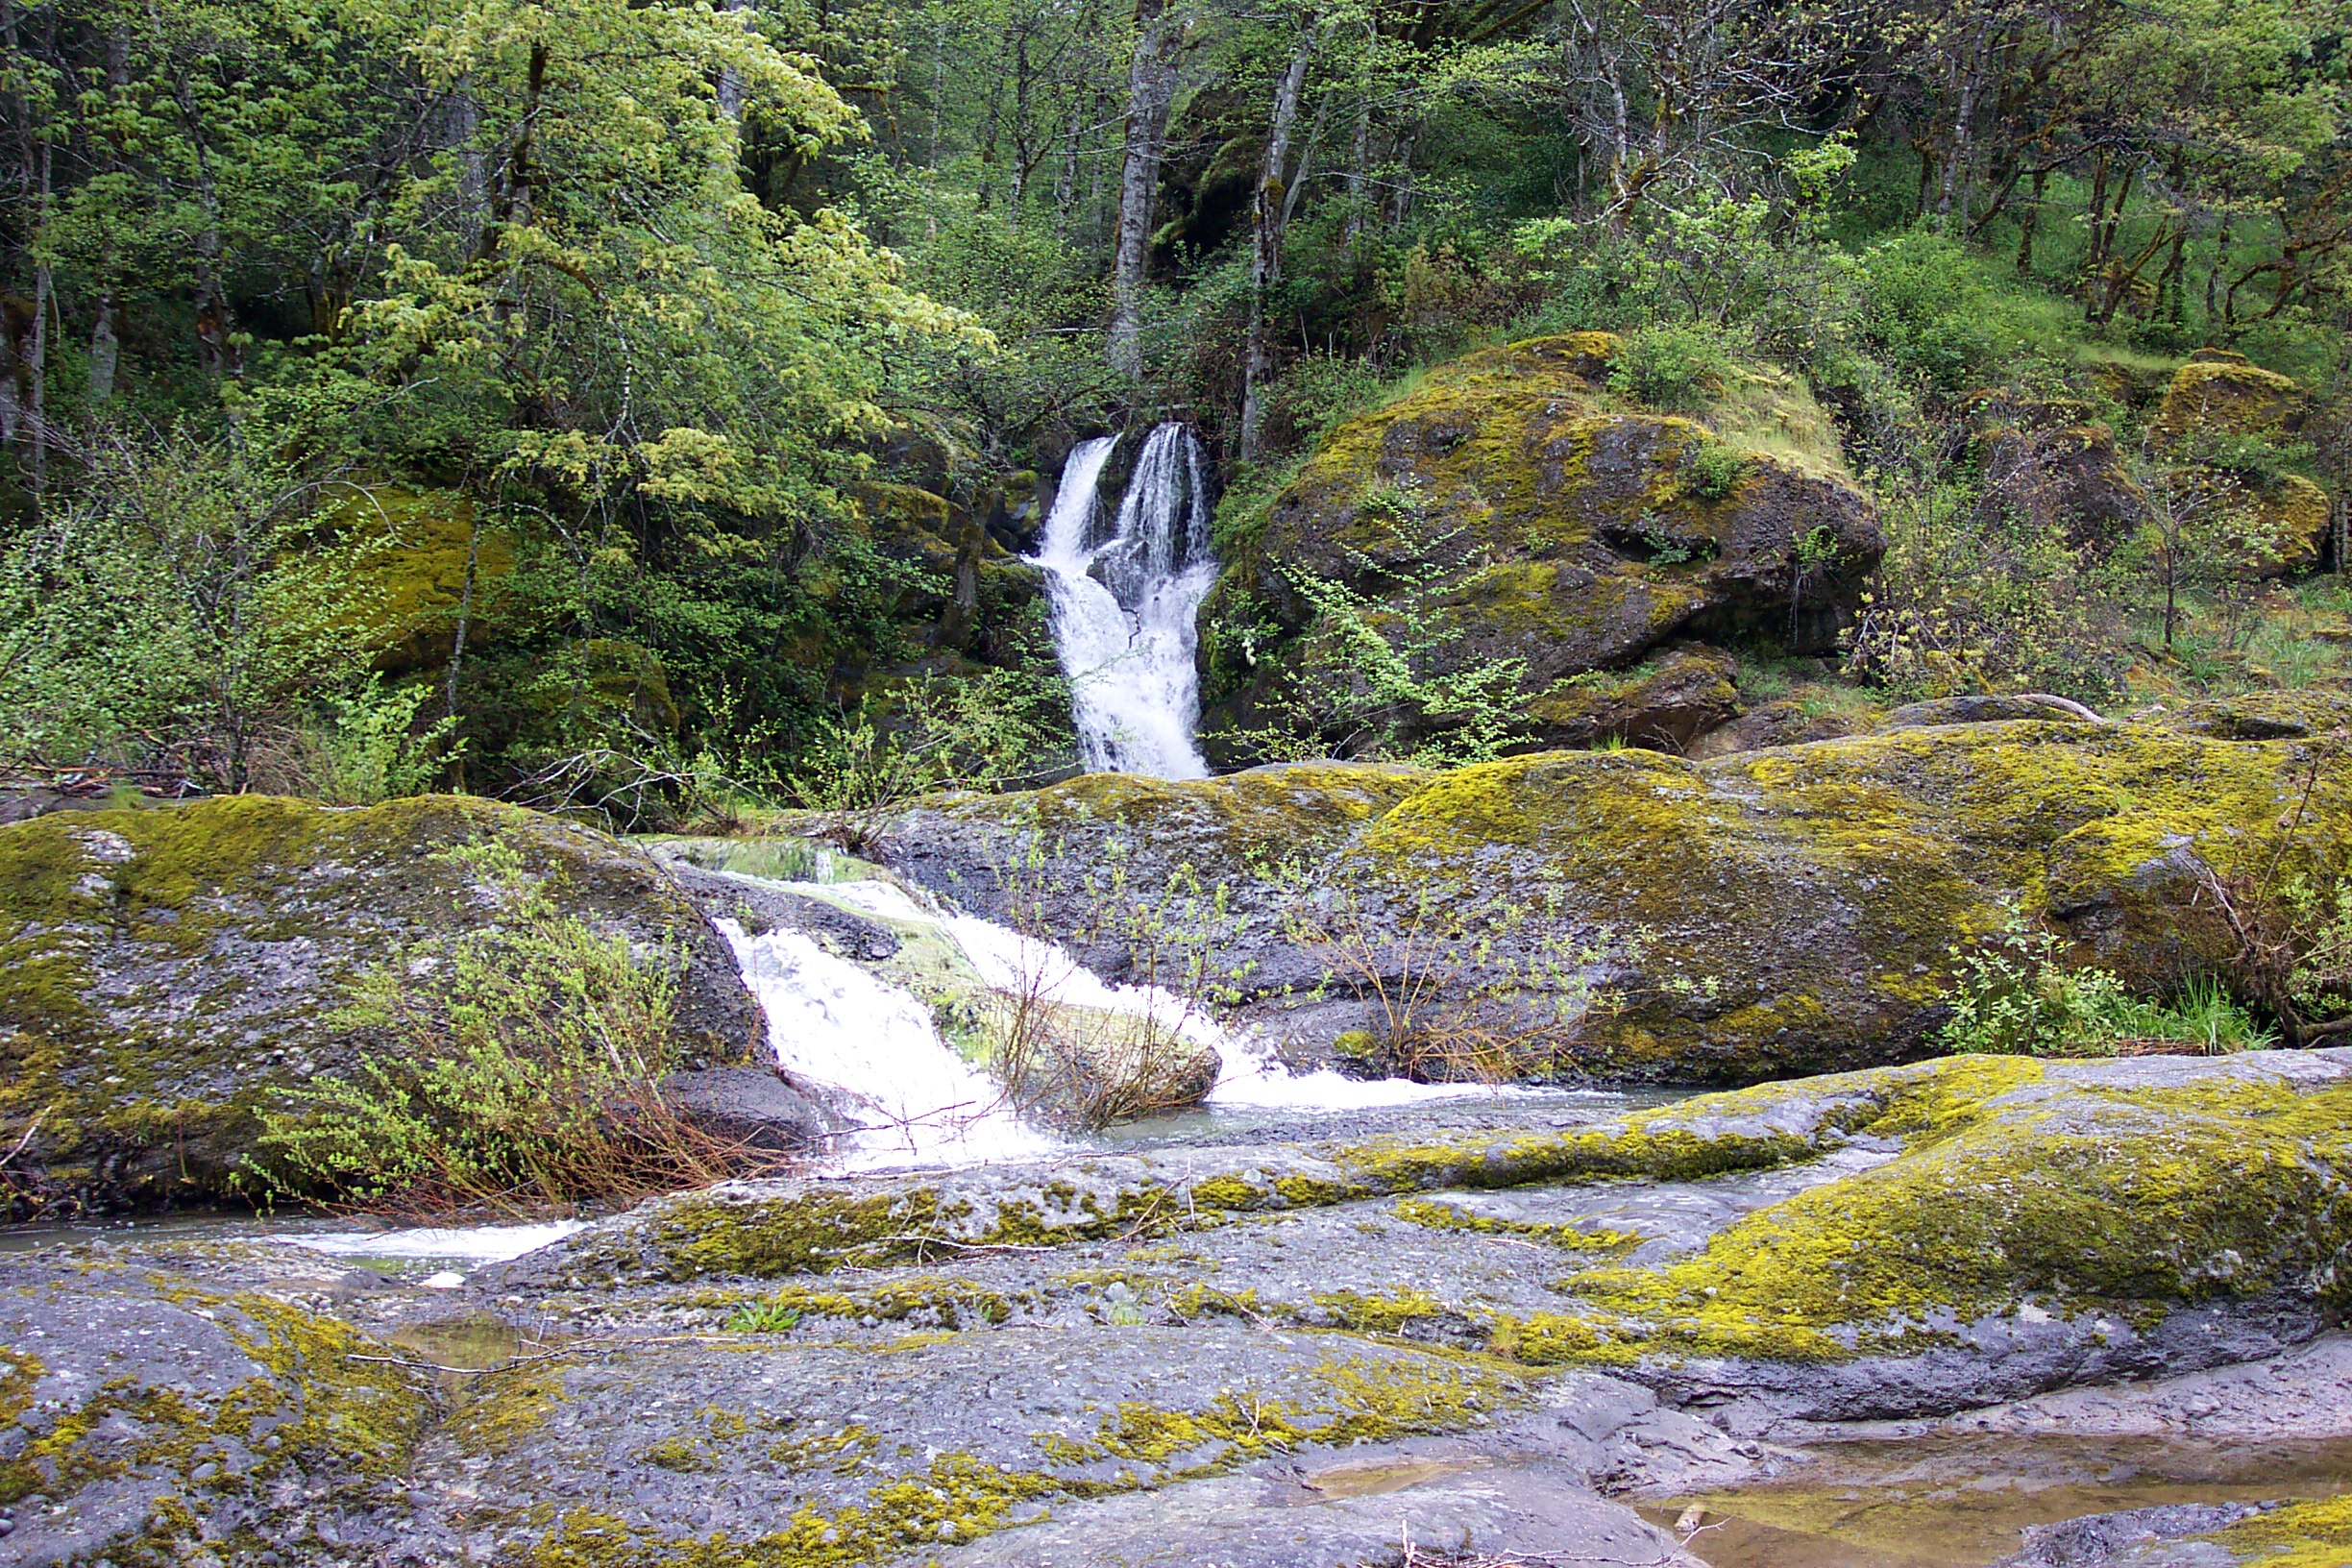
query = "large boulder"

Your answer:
(873, 710), (2352, 1082)
(1200, 334), (1882, 759)
(0, 795), (764, 1210)
(1971, 402), (2145, 551)
(2155, 351), (2307, 447)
